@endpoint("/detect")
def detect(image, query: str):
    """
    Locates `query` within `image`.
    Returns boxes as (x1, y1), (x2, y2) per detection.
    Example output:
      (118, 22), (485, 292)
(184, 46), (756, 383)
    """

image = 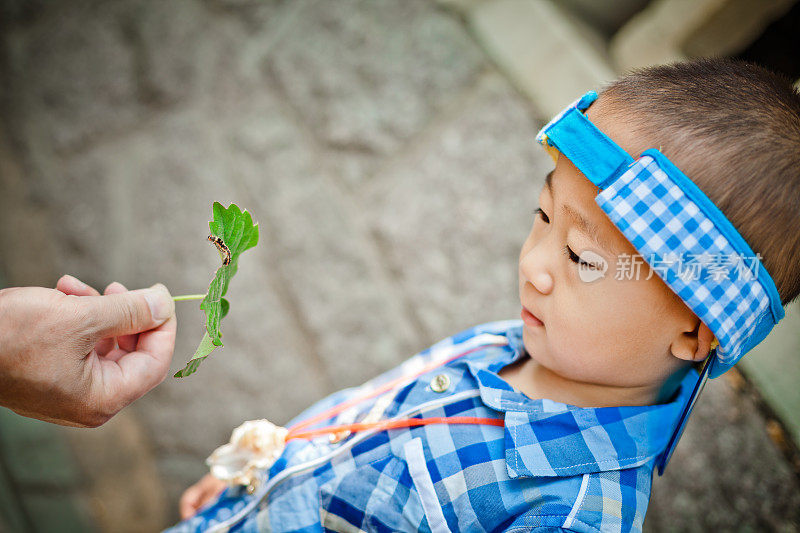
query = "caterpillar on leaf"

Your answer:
(208, 235), (232, 266)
